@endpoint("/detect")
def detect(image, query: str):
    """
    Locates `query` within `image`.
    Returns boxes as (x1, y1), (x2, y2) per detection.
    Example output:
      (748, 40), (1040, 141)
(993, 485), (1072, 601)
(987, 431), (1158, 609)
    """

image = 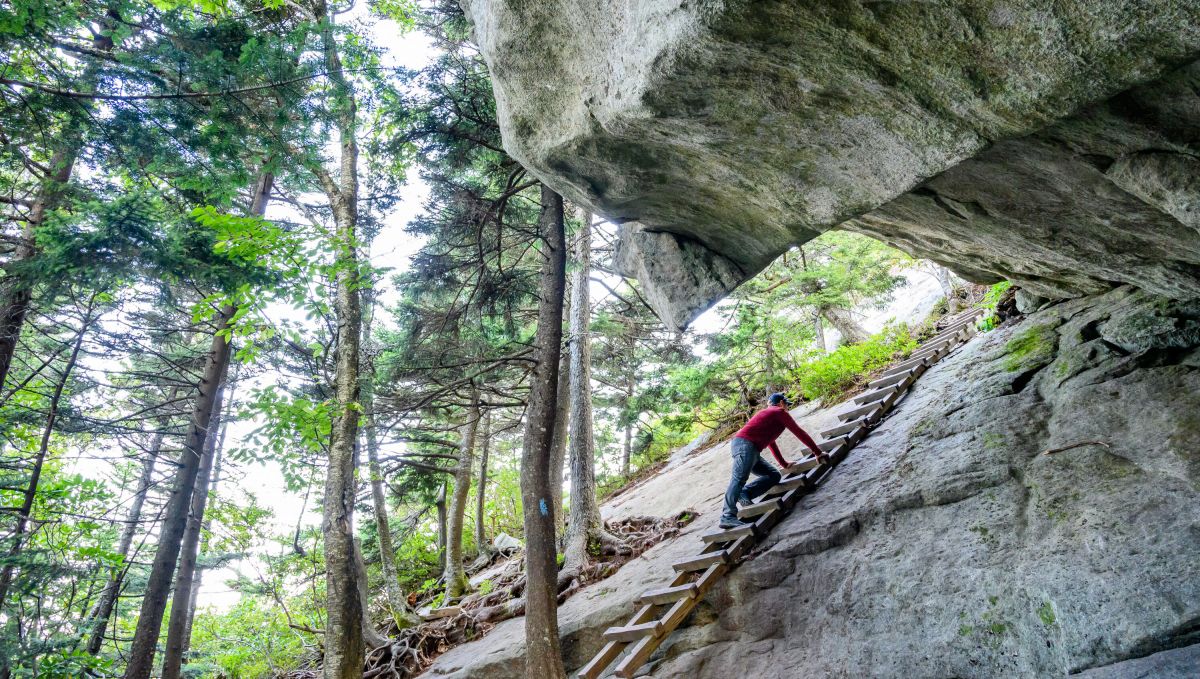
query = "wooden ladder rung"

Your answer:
(614, 603), (689, 678)
(577, 604), (660, 678)
(672, 550), (731, 573)
(853, 384), (900, 405)
(765, 475), (809, 498)
(817, 436), (848, 452)
(576, 641), (623, 679)
(928, 316), (974, 339)
(700, 523), (757, 544)
(751, 505), (787, 533)
(783, 456), (821, 476)
(844, 424), (870, 447)
(912, 333), (958, 357)
(738, 497), (783, 519)
(637, 582), (698, 606)
(808, 462), (834, 487)
(836, 401), (883, 423)
(421, 606), (462, 620)
(614, 564), (733, 678)
(772, 463), (811, 484)
(821, 417), (869, 439)
(866, 367), (915, 390)
(925, 326), (968, 346)
(774, 485), (807, 512)
(602, 620), (661, 642)
(914, 327), (969, 356)
(725, 534), (755, 561)
(881, 354), (929, 378)
(911, 343), (951, 364)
